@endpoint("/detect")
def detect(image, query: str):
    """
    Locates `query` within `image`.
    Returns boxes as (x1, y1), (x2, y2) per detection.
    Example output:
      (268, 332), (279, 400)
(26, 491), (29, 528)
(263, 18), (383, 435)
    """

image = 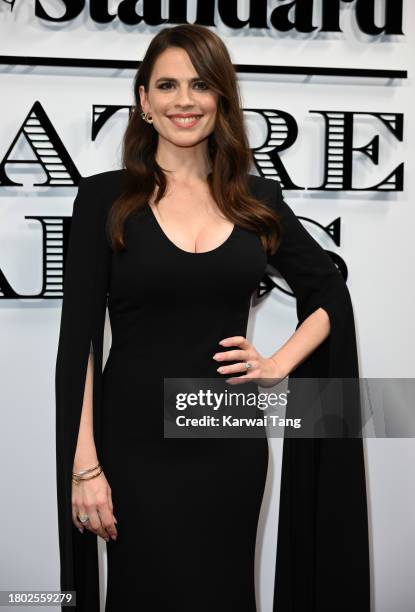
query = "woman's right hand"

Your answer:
(72, 471), (118, 542)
